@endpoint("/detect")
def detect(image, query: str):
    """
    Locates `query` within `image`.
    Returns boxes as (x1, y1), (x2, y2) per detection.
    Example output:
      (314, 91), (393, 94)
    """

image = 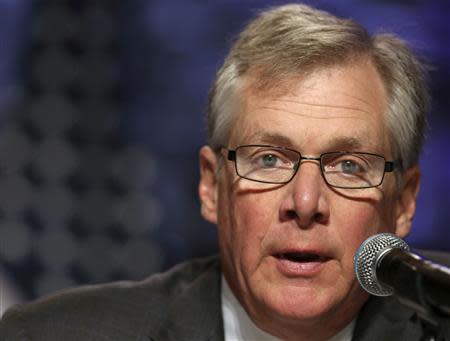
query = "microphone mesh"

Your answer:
(354, 233), (409, 296)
